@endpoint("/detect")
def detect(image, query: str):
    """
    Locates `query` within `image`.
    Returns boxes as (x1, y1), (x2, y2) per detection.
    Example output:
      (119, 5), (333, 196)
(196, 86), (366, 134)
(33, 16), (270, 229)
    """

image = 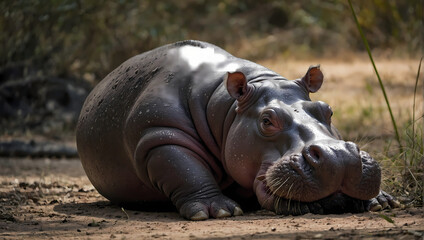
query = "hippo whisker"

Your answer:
(265, 178), (278, 193)
(286, 182), (295, 212)
(274, 196), (282, 214)
(273, 179), (289, 196)
(289, 200), (298, 215)
(257, 177), (277, 208)
(270, 176), (291, 197)
(352, 135), (374, 150)
(359, 140), (375, 151)
(267, 177), (282, 190)
(263, 193), (275, 207)
(267, 178), (288, 213)
(272, 178), (295, 214)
